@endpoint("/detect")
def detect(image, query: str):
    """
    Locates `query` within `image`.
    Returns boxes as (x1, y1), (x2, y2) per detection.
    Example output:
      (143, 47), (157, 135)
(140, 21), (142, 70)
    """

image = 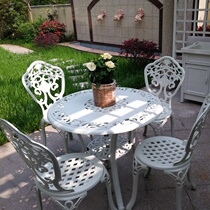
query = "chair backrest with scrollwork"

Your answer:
(197, 93), (210, 119)
(144, 56), (185, 108)
(22, 60), (65, 116)
(174, 103), (210, 166)
(0, 118), (70, 192)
